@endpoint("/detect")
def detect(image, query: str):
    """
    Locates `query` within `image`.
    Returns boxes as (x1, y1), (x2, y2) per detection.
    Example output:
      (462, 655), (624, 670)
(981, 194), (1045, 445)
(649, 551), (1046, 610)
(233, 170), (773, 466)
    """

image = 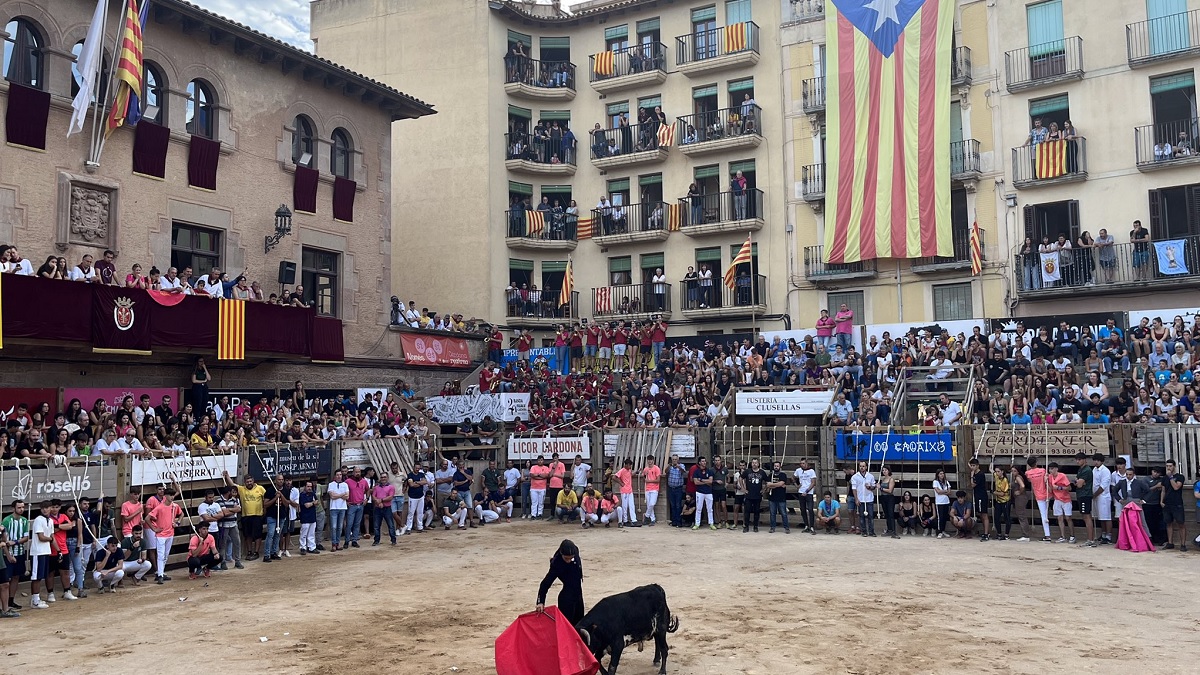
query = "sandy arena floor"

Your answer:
(5, 521), (1200, 675)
